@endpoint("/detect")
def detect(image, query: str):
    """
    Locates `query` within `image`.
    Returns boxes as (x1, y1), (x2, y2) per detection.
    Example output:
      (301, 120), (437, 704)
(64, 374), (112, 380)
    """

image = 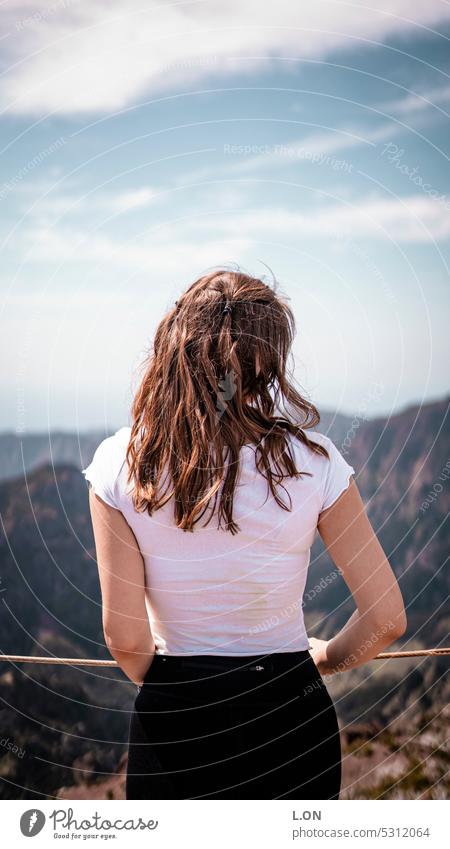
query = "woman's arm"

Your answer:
(88, 486), (156, 685)
(310, 478), (407, 676)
